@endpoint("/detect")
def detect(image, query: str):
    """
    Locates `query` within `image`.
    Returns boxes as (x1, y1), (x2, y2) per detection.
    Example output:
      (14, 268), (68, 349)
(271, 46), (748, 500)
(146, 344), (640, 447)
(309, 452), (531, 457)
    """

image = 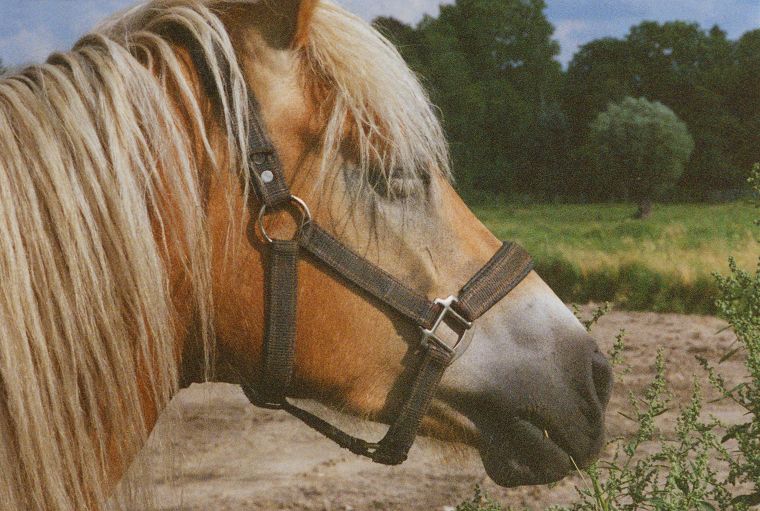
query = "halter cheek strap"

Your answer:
(240, 95), (533, 465)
